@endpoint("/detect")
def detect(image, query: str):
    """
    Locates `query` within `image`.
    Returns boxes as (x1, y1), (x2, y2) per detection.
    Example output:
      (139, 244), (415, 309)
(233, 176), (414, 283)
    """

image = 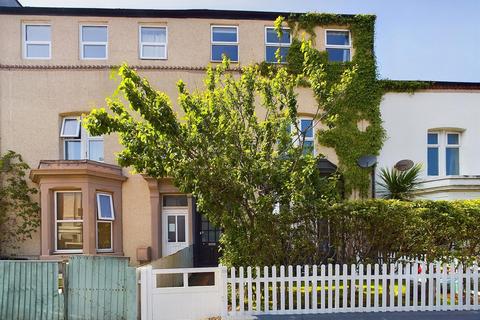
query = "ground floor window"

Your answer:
(96, 192), (114, 252)
(55, 191), (83, 252)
